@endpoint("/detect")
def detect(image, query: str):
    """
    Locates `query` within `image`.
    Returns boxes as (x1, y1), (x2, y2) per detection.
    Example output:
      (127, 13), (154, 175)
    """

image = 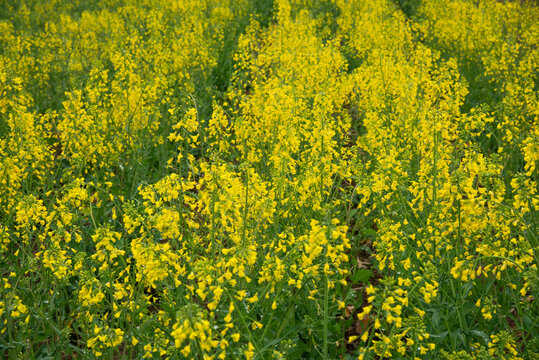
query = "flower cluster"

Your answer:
(0, 0), (537, 358)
